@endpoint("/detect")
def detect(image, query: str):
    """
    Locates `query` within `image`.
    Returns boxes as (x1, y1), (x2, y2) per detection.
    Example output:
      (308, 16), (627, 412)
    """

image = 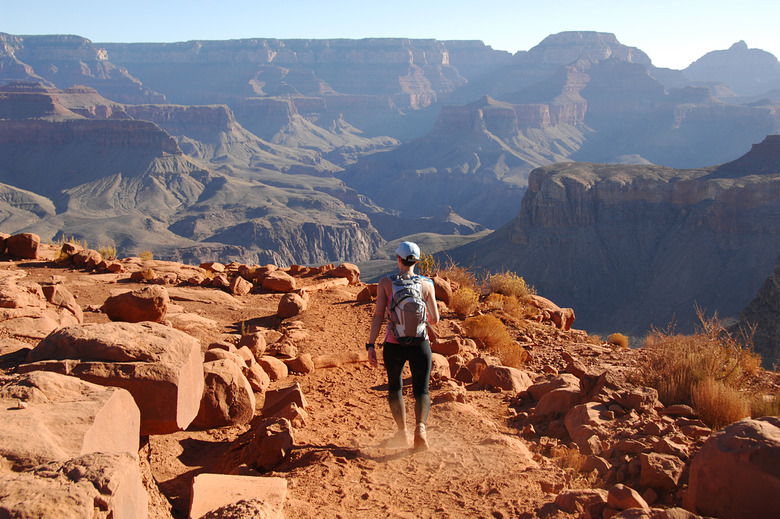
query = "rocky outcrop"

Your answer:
(520, 31), (652, 66)
(449, 135), (780, 334)
(731, 253), (780, 367)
